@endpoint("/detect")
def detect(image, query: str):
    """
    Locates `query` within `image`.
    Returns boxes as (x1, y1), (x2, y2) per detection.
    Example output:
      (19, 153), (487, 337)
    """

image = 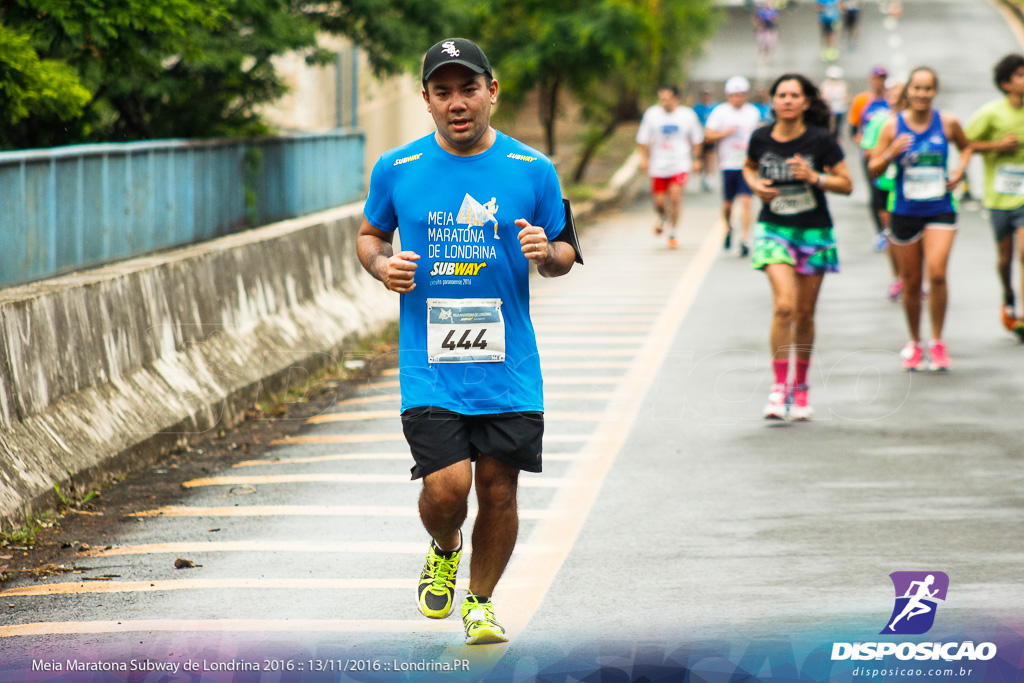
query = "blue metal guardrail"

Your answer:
(0, 131), (364, 288)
